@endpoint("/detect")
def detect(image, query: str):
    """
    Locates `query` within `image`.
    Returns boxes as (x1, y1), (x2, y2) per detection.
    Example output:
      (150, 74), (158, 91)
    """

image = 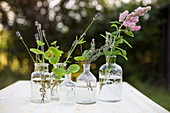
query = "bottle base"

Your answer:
(99, 99), (121, 102)
(76, 101), (96, 104)
(51, 97), (59, 101)
(31, 99), (50, 103)
(60, 102), (76, 106)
